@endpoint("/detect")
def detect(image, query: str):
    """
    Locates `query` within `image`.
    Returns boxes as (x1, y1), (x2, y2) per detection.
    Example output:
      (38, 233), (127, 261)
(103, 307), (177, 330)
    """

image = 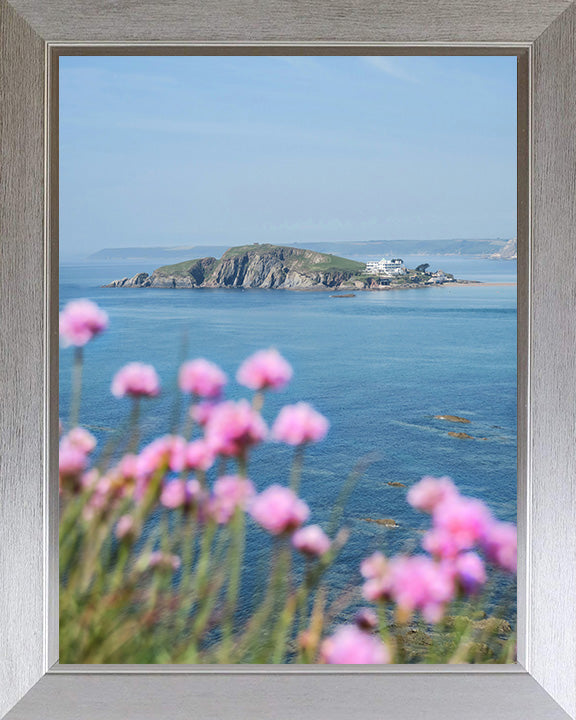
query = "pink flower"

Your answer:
(237, 348), (293, 392)
(117, 453), (139, 480)
(136, 435), (186, 478)
(65, 427), (97, 454)
(59, 429), (95, 489)
(360, 552), (392, 603)
(115, 515), (135, 541)
(321, 626), (390, 664)
(135, 436), (183, 501)
(161, 479), (188, 509)
(452, 552), (487, 594)
(481, 521), (517, 573)
(407, 476), (458, 513)
(205, 399), (267, 457)
(271, 402), (329, 445)
(59, 442), (87, 479)
(165, 436), (188, 473)
(59, 299), (108, 347)
(161, 478), (205, 512)
(184, 439), (216, 472)
(136, 436), (174, 480)
(178, 359), (227, 399)
(421, 528), (462, 559)
(387, 556), (455, 623)
(432, 496), (493, 551)
(111, 362), (160, 399)
(209, 475), (255, 524)
(360, 551), (388, 579)
(292, 525), (331, 557)
(250, 485), (309, 535)
(190, 401), (218, 426)
(354, 609), (379, 632)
